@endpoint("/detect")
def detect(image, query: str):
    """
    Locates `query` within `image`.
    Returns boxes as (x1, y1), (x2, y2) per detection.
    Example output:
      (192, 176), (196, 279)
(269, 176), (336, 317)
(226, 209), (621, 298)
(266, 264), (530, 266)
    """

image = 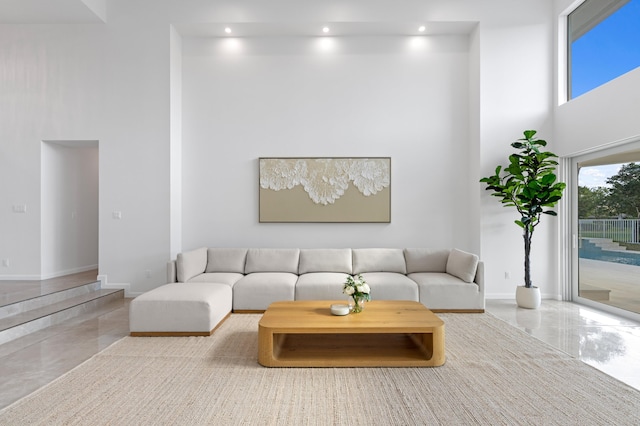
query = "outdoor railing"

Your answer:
(579, 219), (640, 244)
